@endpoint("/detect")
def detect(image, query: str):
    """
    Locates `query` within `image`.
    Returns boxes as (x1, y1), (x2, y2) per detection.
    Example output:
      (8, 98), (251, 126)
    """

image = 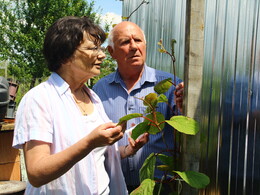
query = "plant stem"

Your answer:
(165, 50), (176, 86)
(161, 130), (169, 150)
(142, 116), (154, 123)
(125, 0), (149, 21)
